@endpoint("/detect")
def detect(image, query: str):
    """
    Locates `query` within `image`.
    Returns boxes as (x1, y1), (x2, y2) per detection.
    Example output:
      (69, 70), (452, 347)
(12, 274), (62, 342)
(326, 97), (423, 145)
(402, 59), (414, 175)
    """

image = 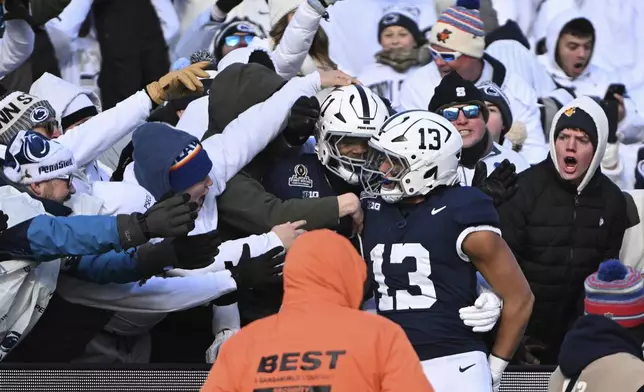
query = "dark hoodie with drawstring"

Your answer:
(208, 63), (340, 243)
(548, 315), (644, 392)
